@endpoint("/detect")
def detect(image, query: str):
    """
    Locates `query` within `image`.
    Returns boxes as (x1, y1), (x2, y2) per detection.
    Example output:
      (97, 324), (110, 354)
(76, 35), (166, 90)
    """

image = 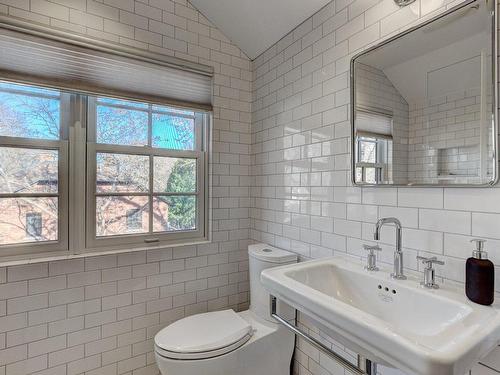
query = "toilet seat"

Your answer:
(155, 309), (253, 360)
